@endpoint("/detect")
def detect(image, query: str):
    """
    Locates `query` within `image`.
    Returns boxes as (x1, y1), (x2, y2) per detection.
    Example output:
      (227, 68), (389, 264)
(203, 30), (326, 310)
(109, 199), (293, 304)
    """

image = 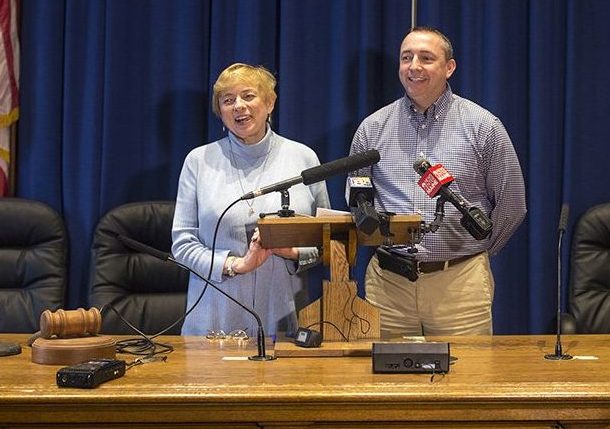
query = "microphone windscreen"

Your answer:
(413, 157), (432, 176)
(301, 149), (380, 186)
